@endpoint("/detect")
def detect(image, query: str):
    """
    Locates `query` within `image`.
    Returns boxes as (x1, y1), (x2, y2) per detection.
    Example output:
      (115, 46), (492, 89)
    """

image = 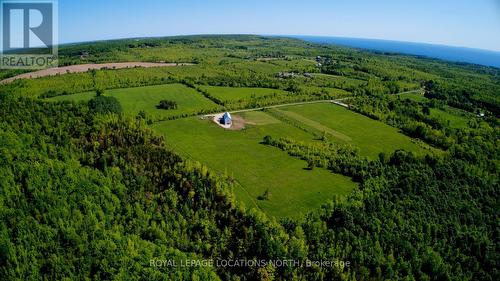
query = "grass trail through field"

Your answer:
(272, 108), (352, 141)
